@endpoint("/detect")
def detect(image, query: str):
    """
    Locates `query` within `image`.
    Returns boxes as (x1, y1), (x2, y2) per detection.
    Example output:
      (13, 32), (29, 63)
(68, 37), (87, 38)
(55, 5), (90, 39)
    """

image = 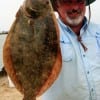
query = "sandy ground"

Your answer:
(0, 75), (41, 100)
(0, 75), (23, 100)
